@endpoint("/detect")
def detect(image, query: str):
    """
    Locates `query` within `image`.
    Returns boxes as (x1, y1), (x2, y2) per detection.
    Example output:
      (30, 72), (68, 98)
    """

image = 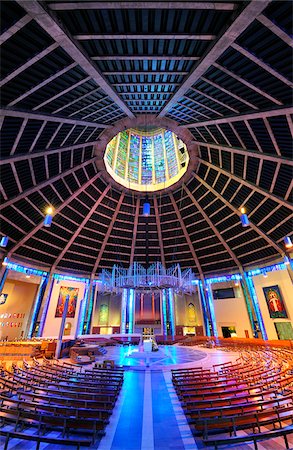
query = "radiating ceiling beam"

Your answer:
(8, 62), (78, 107)
(10, 118), (28, 156)
(194, 172), (283, 256)
(190, 87), (239, 113)
(257, 14), (293, 47)
(184, 185), (241, 269)
(231, 43), (293, 88)
(52, 88), (102, 114)
(0, 42), (59, 87)
(159, 0), (271, 116)
(0, 14), (32, 44)
(75, 34), (216, 40)
(200, 77), (259, 110)
(153, 196), (166, 267)
(92, 55), (200, 61)
(114, 83), (180, 87)
(193, 141), (293, 166)
(182, 95), (223, 116)
(103, 71), (189, 76)
(169, 192), (203, 277)
(129, 198), (140, 267)
(184, 107), (293, 128)
(52, 184), (111, 270)
(49, 2), (236, 10)
(7, 172), (102, 258)
(17, 0), (135, 118)
(0, 108), (109, 128)
(33, 76), (92, 111)
(198, 158), (293, 211)
(213, 62), (283, 105)
(91, 192), (125, 276)
(0, 158), (97, 211)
